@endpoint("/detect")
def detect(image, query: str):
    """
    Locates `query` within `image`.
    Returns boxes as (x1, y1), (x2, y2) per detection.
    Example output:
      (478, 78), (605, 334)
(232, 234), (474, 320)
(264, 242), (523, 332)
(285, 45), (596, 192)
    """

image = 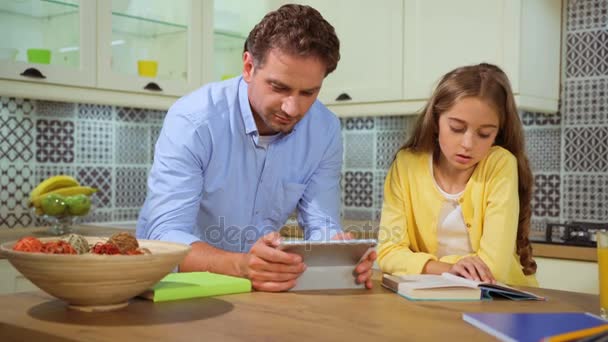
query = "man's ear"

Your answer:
(242, 51), (255, 82)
